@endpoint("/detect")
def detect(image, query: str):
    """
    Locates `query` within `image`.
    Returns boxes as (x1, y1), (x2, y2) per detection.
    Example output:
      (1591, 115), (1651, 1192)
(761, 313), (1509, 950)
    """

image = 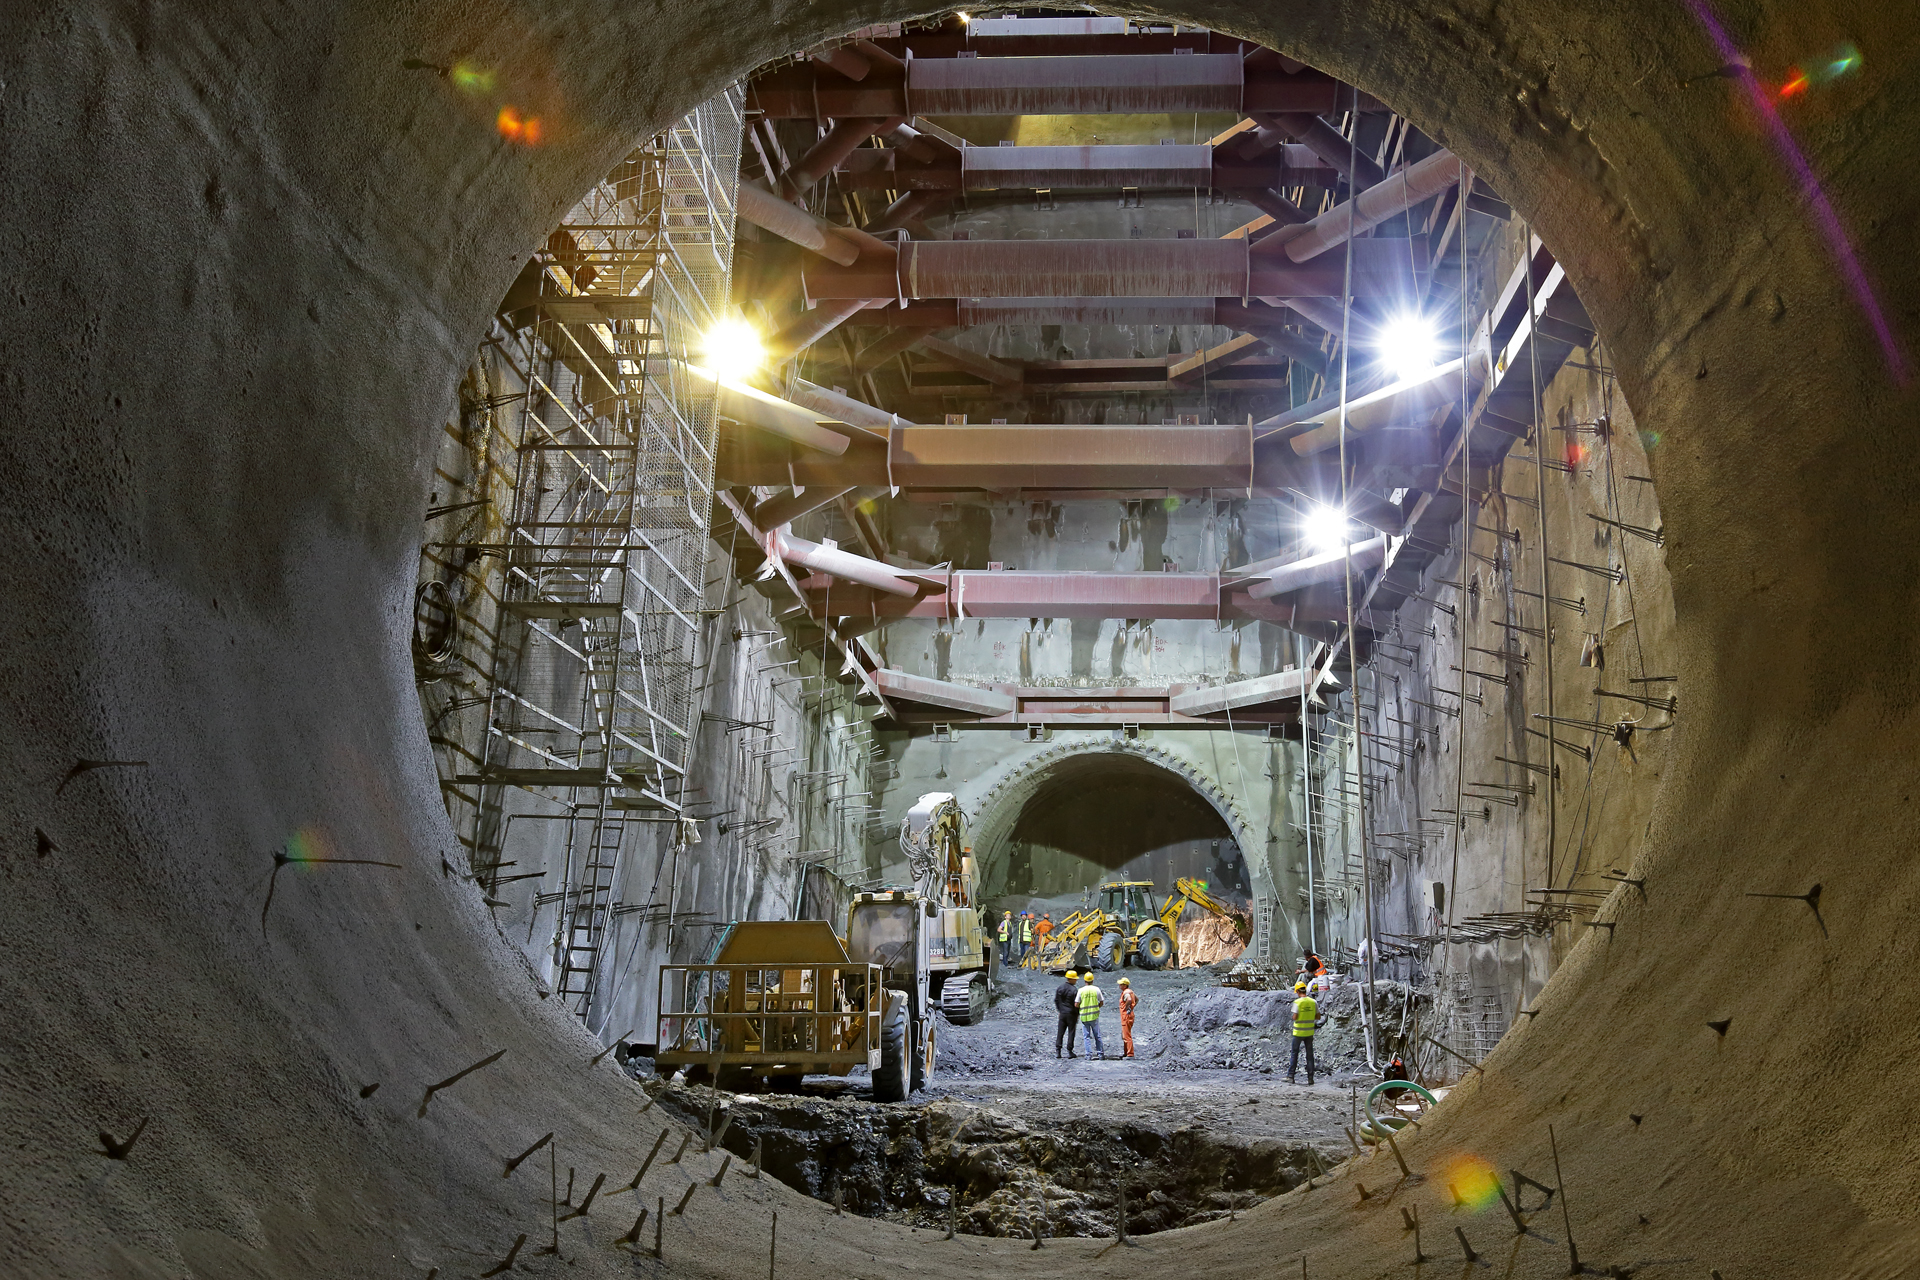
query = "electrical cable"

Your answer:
(1333, 88), (1379, 1073)
(1521, 221), (1559, 888)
